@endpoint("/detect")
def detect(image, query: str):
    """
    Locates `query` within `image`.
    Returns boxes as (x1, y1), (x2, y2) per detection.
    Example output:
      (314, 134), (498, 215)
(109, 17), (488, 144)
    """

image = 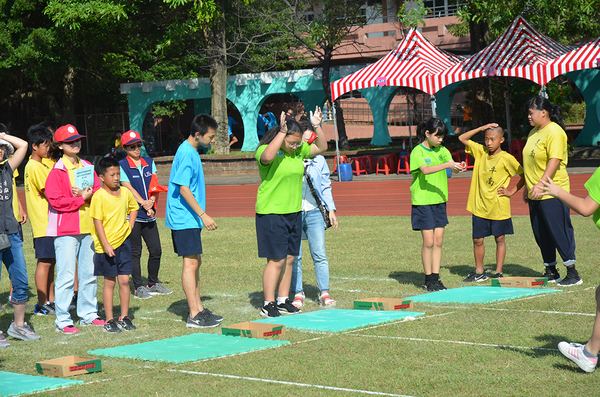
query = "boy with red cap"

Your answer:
(119, 130), (171, 299)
